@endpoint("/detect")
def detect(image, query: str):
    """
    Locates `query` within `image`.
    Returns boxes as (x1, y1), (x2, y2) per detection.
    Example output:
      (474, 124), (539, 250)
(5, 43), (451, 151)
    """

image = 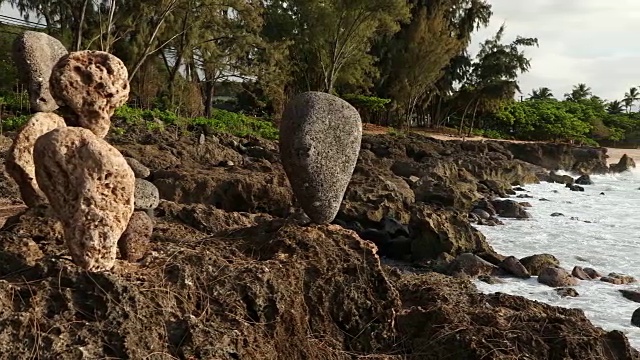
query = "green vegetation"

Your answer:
(112, 105), (279, 140)
(0, 0), (637, 146)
